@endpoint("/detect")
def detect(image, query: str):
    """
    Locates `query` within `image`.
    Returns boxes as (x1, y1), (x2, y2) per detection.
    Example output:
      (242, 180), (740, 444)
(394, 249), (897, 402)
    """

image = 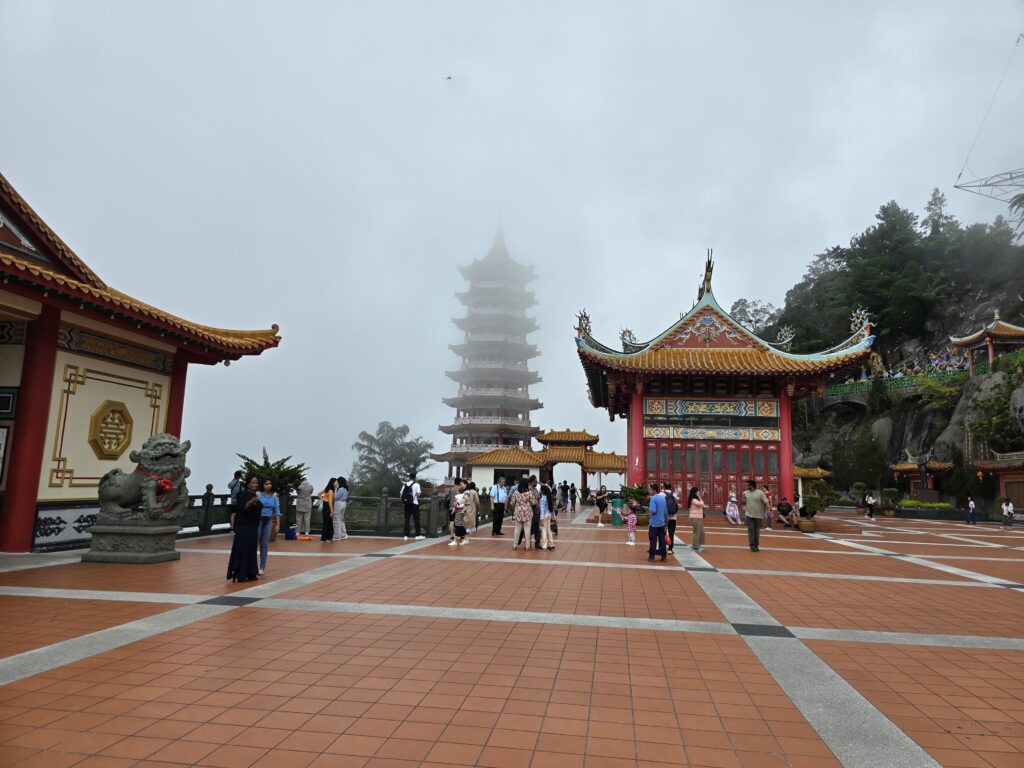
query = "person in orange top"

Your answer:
(319, 478), (336, 542)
